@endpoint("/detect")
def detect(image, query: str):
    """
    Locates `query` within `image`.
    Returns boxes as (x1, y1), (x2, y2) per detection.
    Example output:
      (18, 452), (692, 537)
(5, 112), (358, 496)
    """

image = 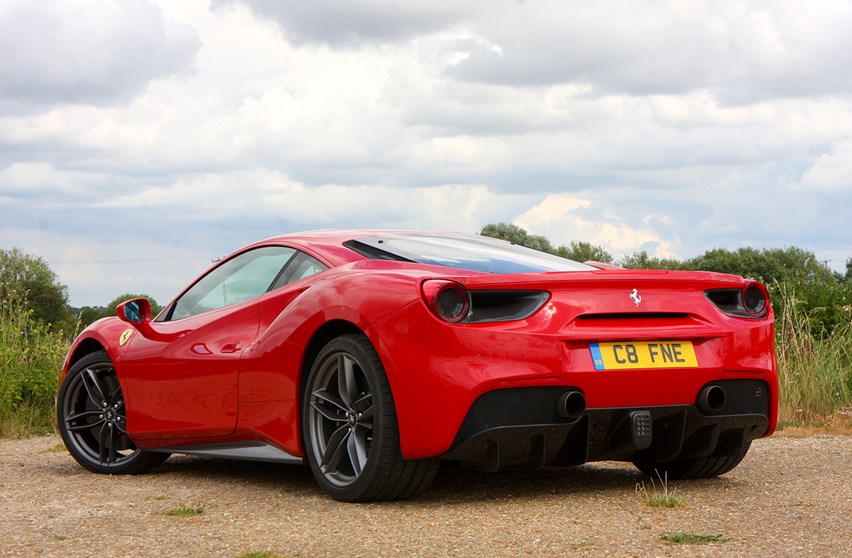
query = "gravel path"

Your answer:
(1, 434), (850, 557)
